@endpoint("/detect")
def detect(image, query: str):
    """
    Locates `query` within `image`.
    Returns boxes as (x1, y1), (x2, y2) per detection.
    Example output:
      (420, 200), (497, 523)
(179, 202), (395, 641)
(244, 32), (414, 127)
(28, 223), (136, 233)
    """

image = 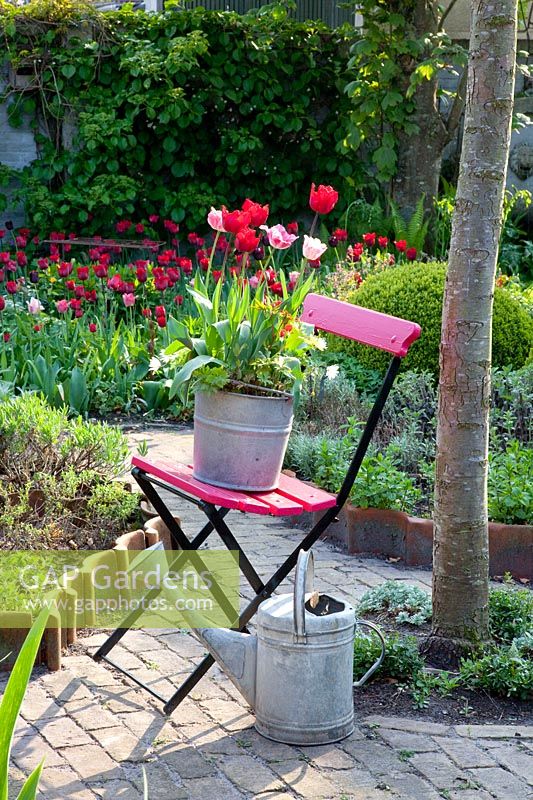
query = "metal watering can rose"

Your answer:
(194, 549), (385, 745)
